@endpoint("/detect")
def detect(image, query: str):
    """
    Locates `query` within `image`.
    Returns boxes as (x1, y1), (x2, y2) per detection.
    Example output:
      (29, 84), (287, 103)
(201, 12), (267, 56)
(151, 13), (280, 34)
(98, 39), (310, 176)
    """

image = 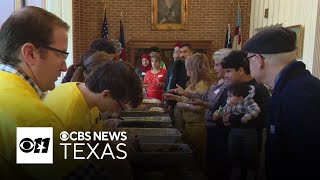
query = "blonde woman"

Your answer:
(164, 53), (211, 168)
(165, 49), (232, 179)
